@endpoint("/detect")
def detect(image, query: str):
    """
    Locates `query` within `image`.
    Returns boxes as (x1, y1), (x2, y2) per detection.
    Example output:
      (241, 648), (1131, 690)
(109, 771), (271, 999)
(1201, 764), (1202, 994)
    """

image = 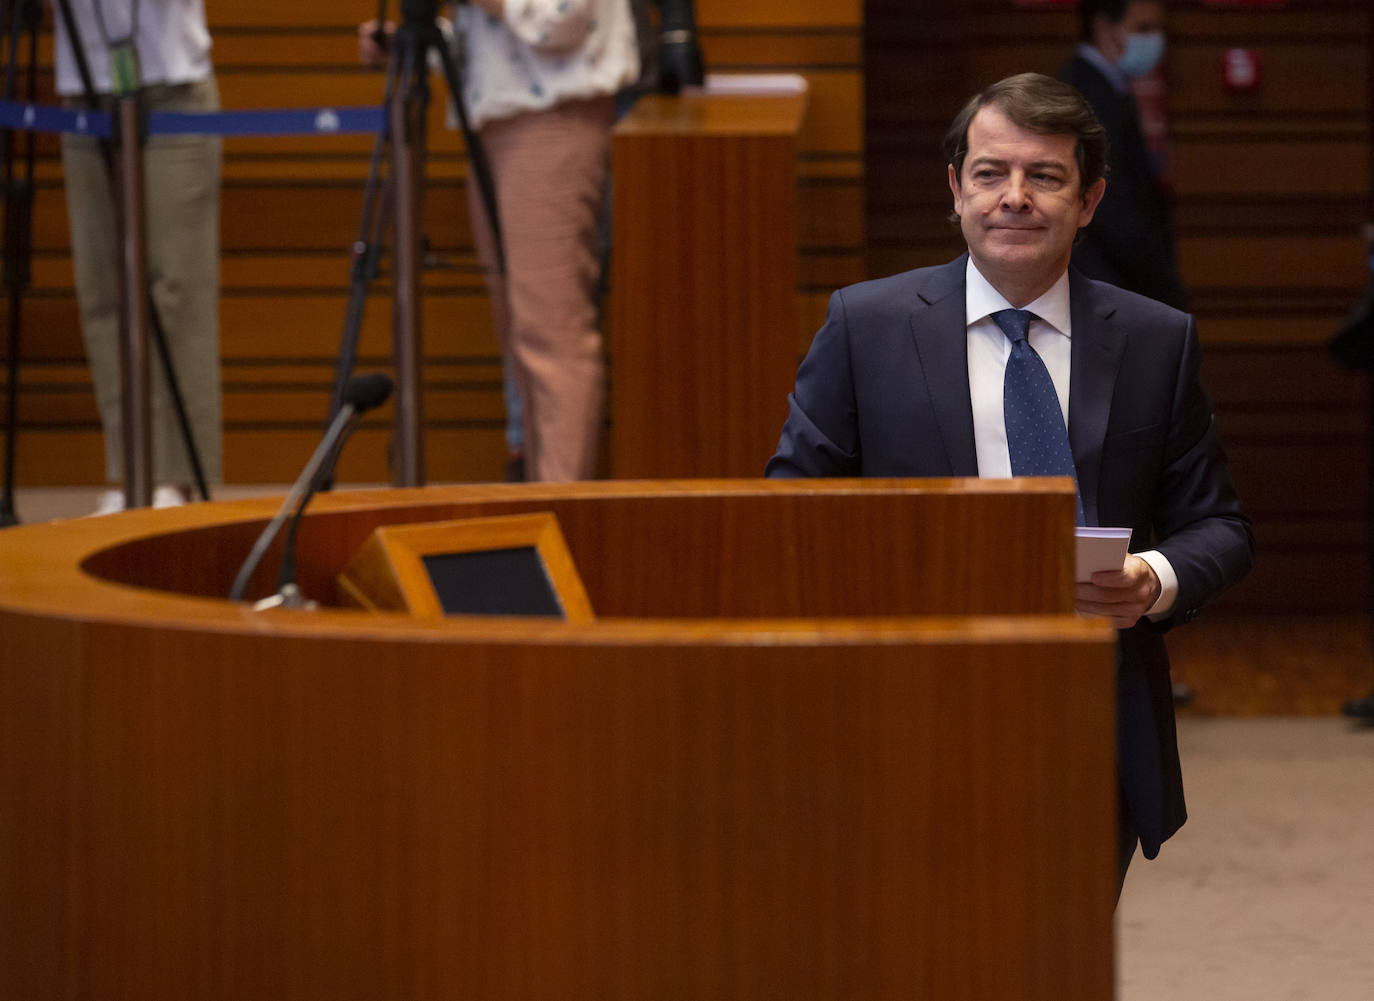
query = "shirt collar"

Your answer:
(1077, 41), (1129, 94)
(965, 258), (1073, 338)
